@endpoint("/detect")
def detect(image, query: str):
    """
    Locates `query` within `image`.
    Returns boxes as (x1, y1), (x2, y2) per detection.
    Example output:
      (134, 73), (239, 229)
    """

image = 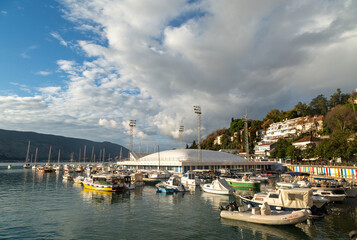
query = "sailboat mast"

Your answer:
(83, 145), (86, 164)
(34, 147), (38, 164)
(48, 145), (52, 164)
(25, 140), (31, 163)
(57, 149), (61, 164)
